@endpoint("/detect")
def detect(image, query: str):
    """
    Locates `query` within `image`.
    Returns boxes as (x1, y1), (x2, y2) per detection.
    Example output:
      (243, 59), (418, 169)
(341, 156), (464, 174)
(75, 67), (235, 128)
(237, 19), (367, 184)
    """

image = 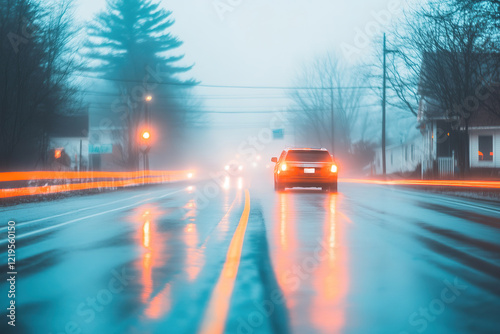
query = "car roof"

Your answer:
(285, 148), (329, 152)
